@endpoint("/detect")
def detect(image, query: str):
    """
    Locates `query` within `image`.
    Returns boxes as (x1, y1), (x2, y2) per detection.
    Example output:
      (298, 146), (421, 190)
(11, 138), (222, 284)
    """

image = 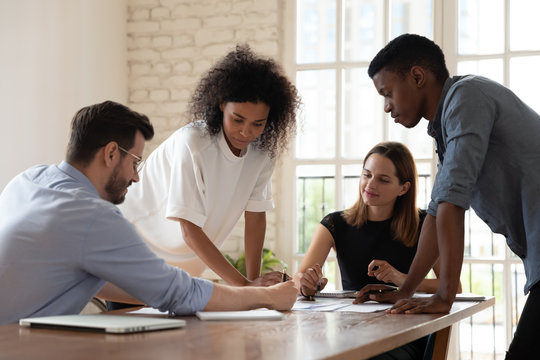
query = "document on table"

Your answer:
(128, 308), (169, 315)
(128, 307), (285, 320)
(292, 297), (393, 313)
